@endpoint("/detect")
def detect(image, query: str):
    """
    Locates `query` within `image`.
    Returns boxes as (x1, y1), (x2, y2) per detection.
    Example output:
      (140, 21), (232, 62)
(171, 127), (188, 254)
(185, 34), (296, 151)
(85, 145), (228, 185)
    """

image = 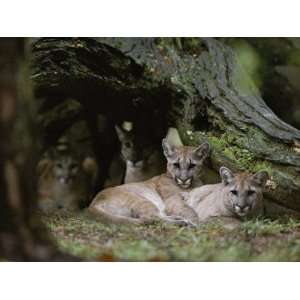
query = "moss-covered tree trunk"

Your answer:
(31, 37), (300, 217)
(0, 38), (79, 261)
